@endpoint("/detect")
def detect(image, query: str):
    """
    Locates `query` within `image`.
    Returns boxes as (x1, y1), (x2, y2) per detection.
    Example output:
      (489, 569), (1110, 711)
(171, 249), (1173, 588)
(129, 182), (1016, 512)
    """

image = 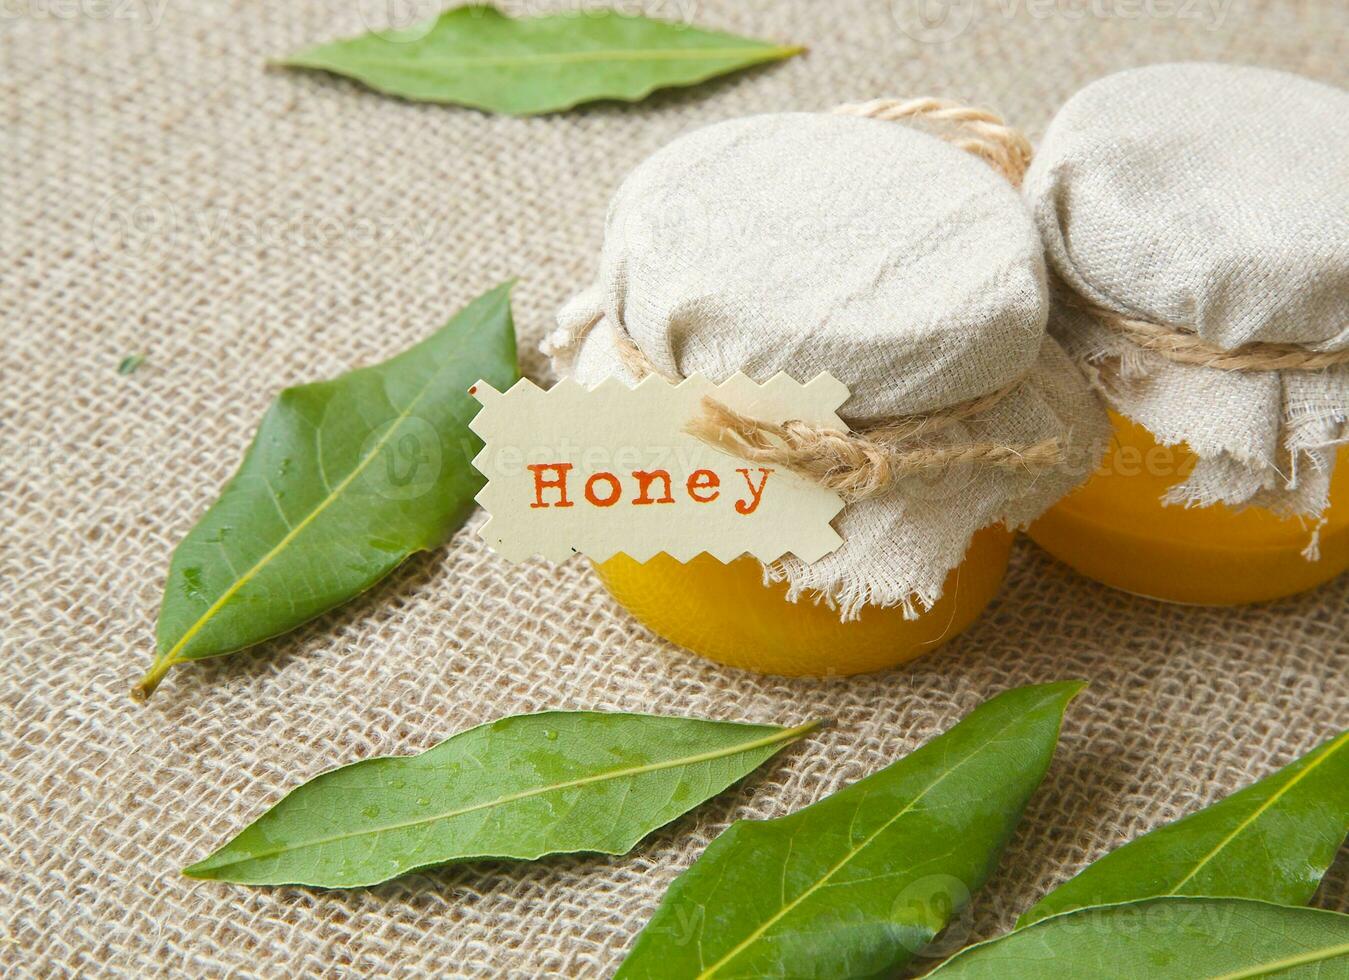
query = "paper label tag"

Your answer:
(469, 373), (847, 564)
